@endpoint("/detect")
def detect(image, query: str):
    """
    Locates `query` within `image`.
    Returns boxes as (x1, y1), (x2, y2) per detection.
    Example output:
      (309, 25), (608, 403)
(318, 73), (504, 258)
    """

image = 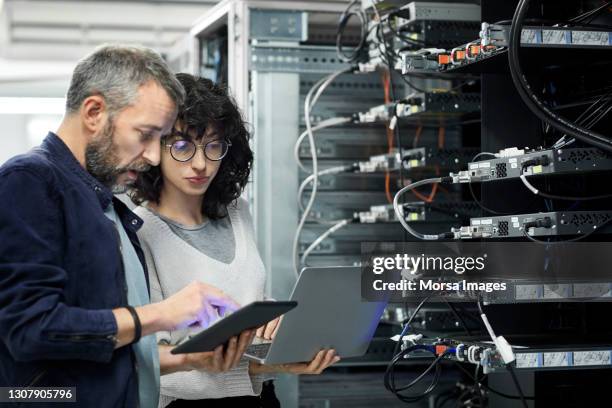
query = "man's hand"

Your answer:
(255, 316), (282, 340)
(249, 349), (340, 375)
(113, 281), (240, 349)
(153, 281), (240, 331)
